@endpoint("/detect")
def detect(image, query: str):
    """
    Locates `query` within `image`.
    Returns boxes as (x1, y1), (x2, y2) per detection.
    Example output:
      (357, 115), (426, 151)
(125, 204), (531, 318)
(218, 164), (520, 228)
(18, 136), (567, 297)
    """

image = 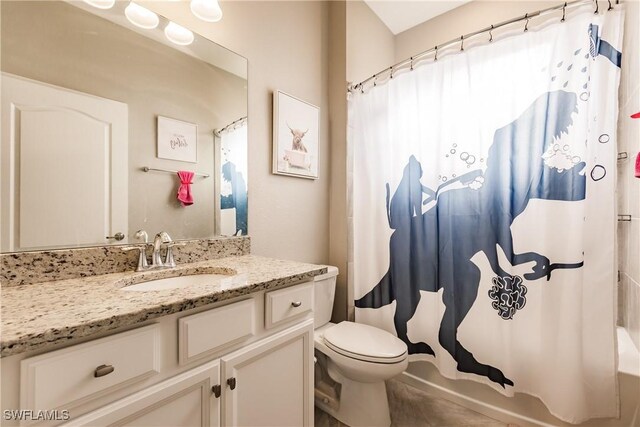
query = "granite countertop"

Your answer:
(0, 255), (327, 357)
